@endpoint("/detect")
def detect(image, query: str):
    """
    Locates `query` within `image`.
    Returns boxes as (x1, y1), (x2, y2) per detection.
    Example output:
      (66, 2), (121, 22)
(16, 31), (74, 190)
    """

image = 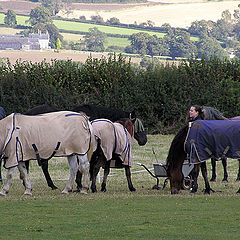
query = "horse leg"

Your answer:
(124, 166), (136, 192)
(222, 157), (228, 182)
(18, 162), (32, 195)
(62, 155), (79, 194)
(210, 158), (216, 182)
(77, 155), (90, 194)
(75, 170), (83, 192)
(41, 160), (58, 190)
(0, 166), (17, 196)
(200, 161), (214, 194)
(190, 164), (200, 193)
(90, 146), (105, 193)
(101, 161), (110, 192)
(236, 159), (240, 182)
